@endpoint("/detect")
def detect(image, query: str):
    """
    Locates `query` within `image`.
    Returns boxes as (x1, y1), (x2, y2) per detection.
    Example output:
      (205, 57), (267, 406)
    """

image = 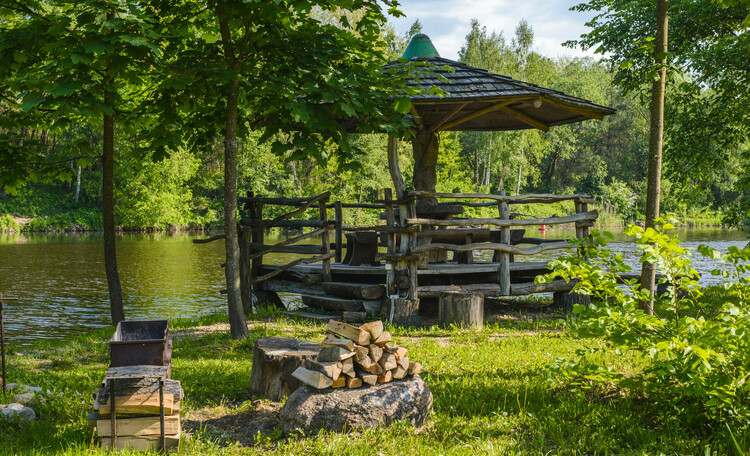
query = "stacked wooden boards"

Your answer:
(291, 320), (422, 389)
(89, 337), (182, 452)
